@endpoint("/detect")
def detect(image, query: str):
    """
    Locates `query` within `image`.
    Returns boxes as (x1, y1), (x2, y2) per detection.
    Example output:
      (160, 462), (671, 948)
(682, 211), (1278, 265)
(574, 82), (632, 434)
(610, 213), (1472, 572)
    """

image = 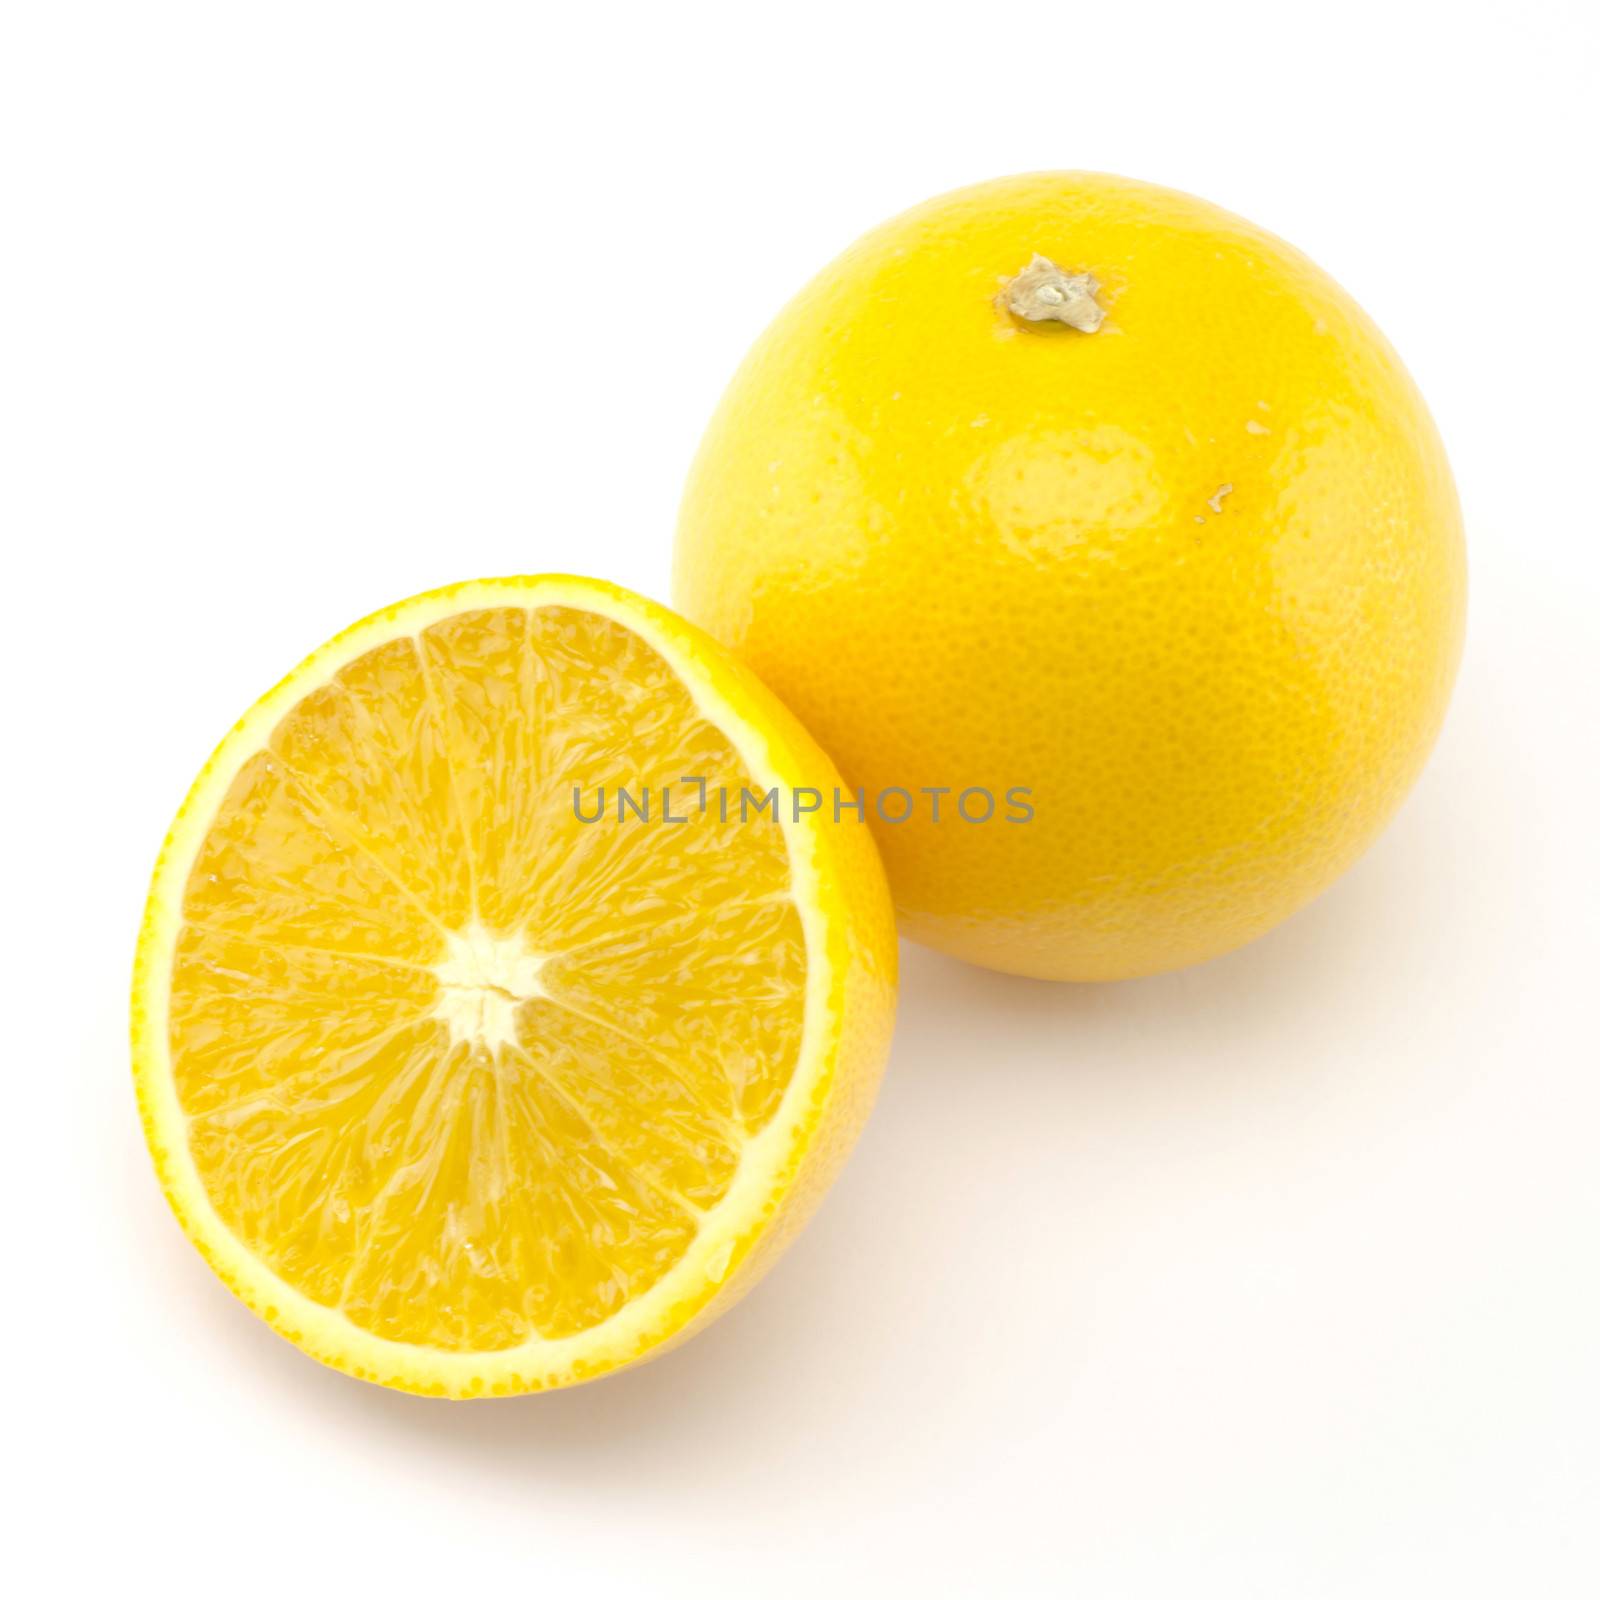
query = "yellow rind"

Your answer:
(132, 575), (898, 1397)
(675, 171), (1467, 981)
